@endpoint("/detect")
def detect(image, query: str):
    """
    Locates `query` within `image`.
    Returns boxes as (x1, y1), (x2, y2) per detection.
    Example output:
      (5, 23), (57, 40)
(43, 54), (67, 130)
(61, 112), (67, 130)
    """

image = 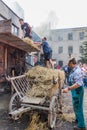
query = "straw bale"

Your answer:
(26, 66), (65, 97)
